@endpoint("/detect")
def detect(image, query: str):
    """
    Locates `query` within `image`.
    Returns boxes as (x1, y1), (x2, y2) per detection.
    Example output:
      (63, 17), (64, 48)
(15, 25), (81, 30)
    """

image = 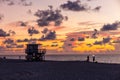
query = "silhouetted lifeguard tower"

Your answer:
(25, 44), (46, 61)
